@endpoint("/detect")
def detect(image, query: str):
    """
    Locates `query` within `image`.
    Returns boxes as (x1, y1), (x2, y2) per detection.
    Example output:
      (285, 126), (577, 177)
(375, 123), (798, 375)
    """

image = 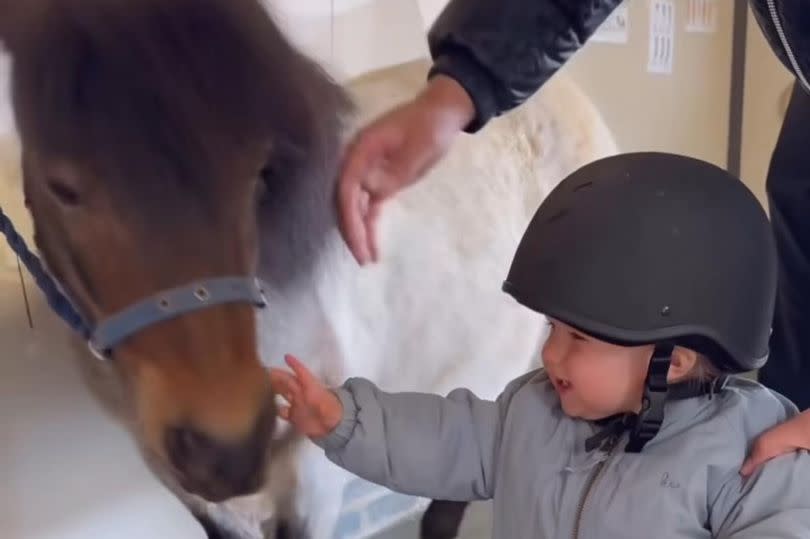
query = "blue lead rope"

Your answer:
(0, 204), (91, 338)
